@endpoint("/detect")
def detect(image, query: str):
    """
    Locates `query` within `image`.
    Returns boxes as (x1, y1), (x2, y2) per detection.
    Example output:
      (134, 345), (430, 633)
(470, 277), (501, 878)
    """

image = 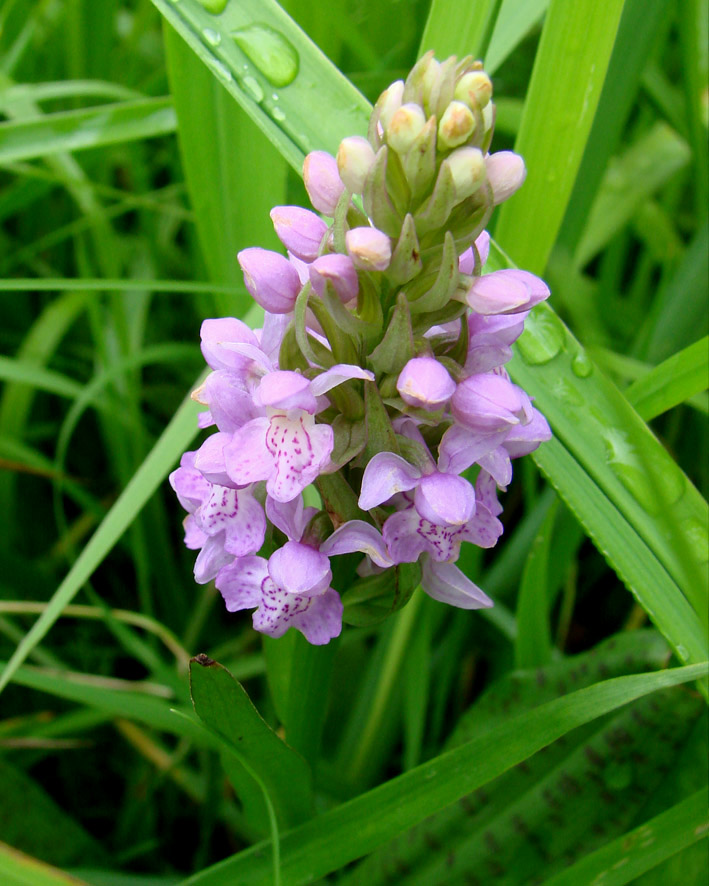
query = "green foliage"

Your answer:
(0, 0), (706, 883)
